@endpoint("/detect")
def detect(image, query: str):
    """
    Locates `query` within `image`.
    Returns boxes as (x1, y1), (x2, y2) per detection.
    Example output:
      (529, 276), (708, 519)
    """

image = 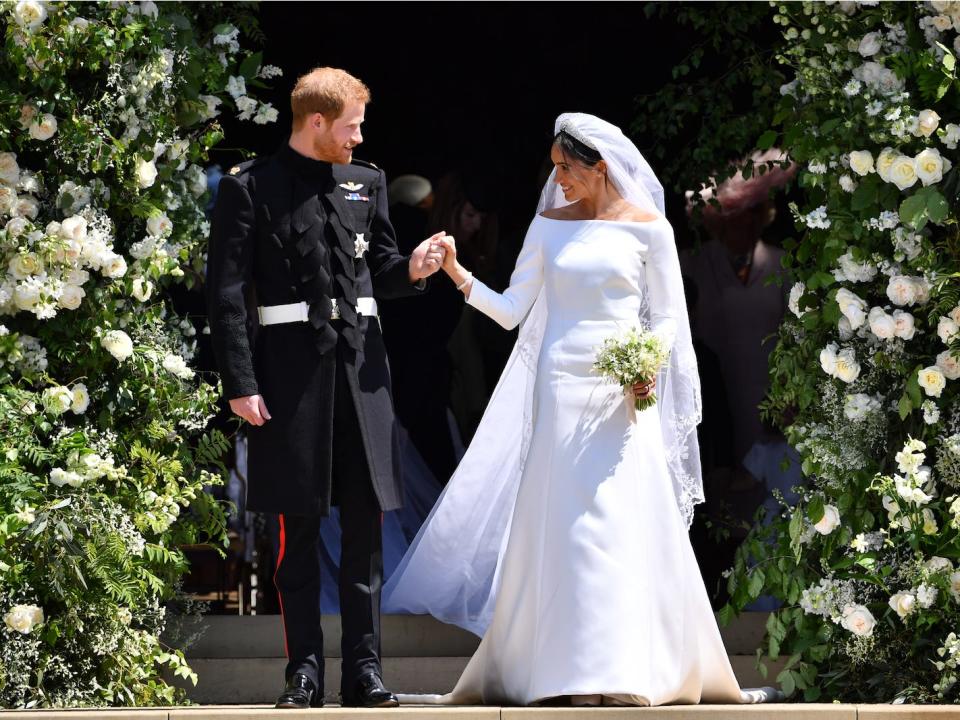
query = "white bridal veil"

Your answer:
(383, 113), (704, 637)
